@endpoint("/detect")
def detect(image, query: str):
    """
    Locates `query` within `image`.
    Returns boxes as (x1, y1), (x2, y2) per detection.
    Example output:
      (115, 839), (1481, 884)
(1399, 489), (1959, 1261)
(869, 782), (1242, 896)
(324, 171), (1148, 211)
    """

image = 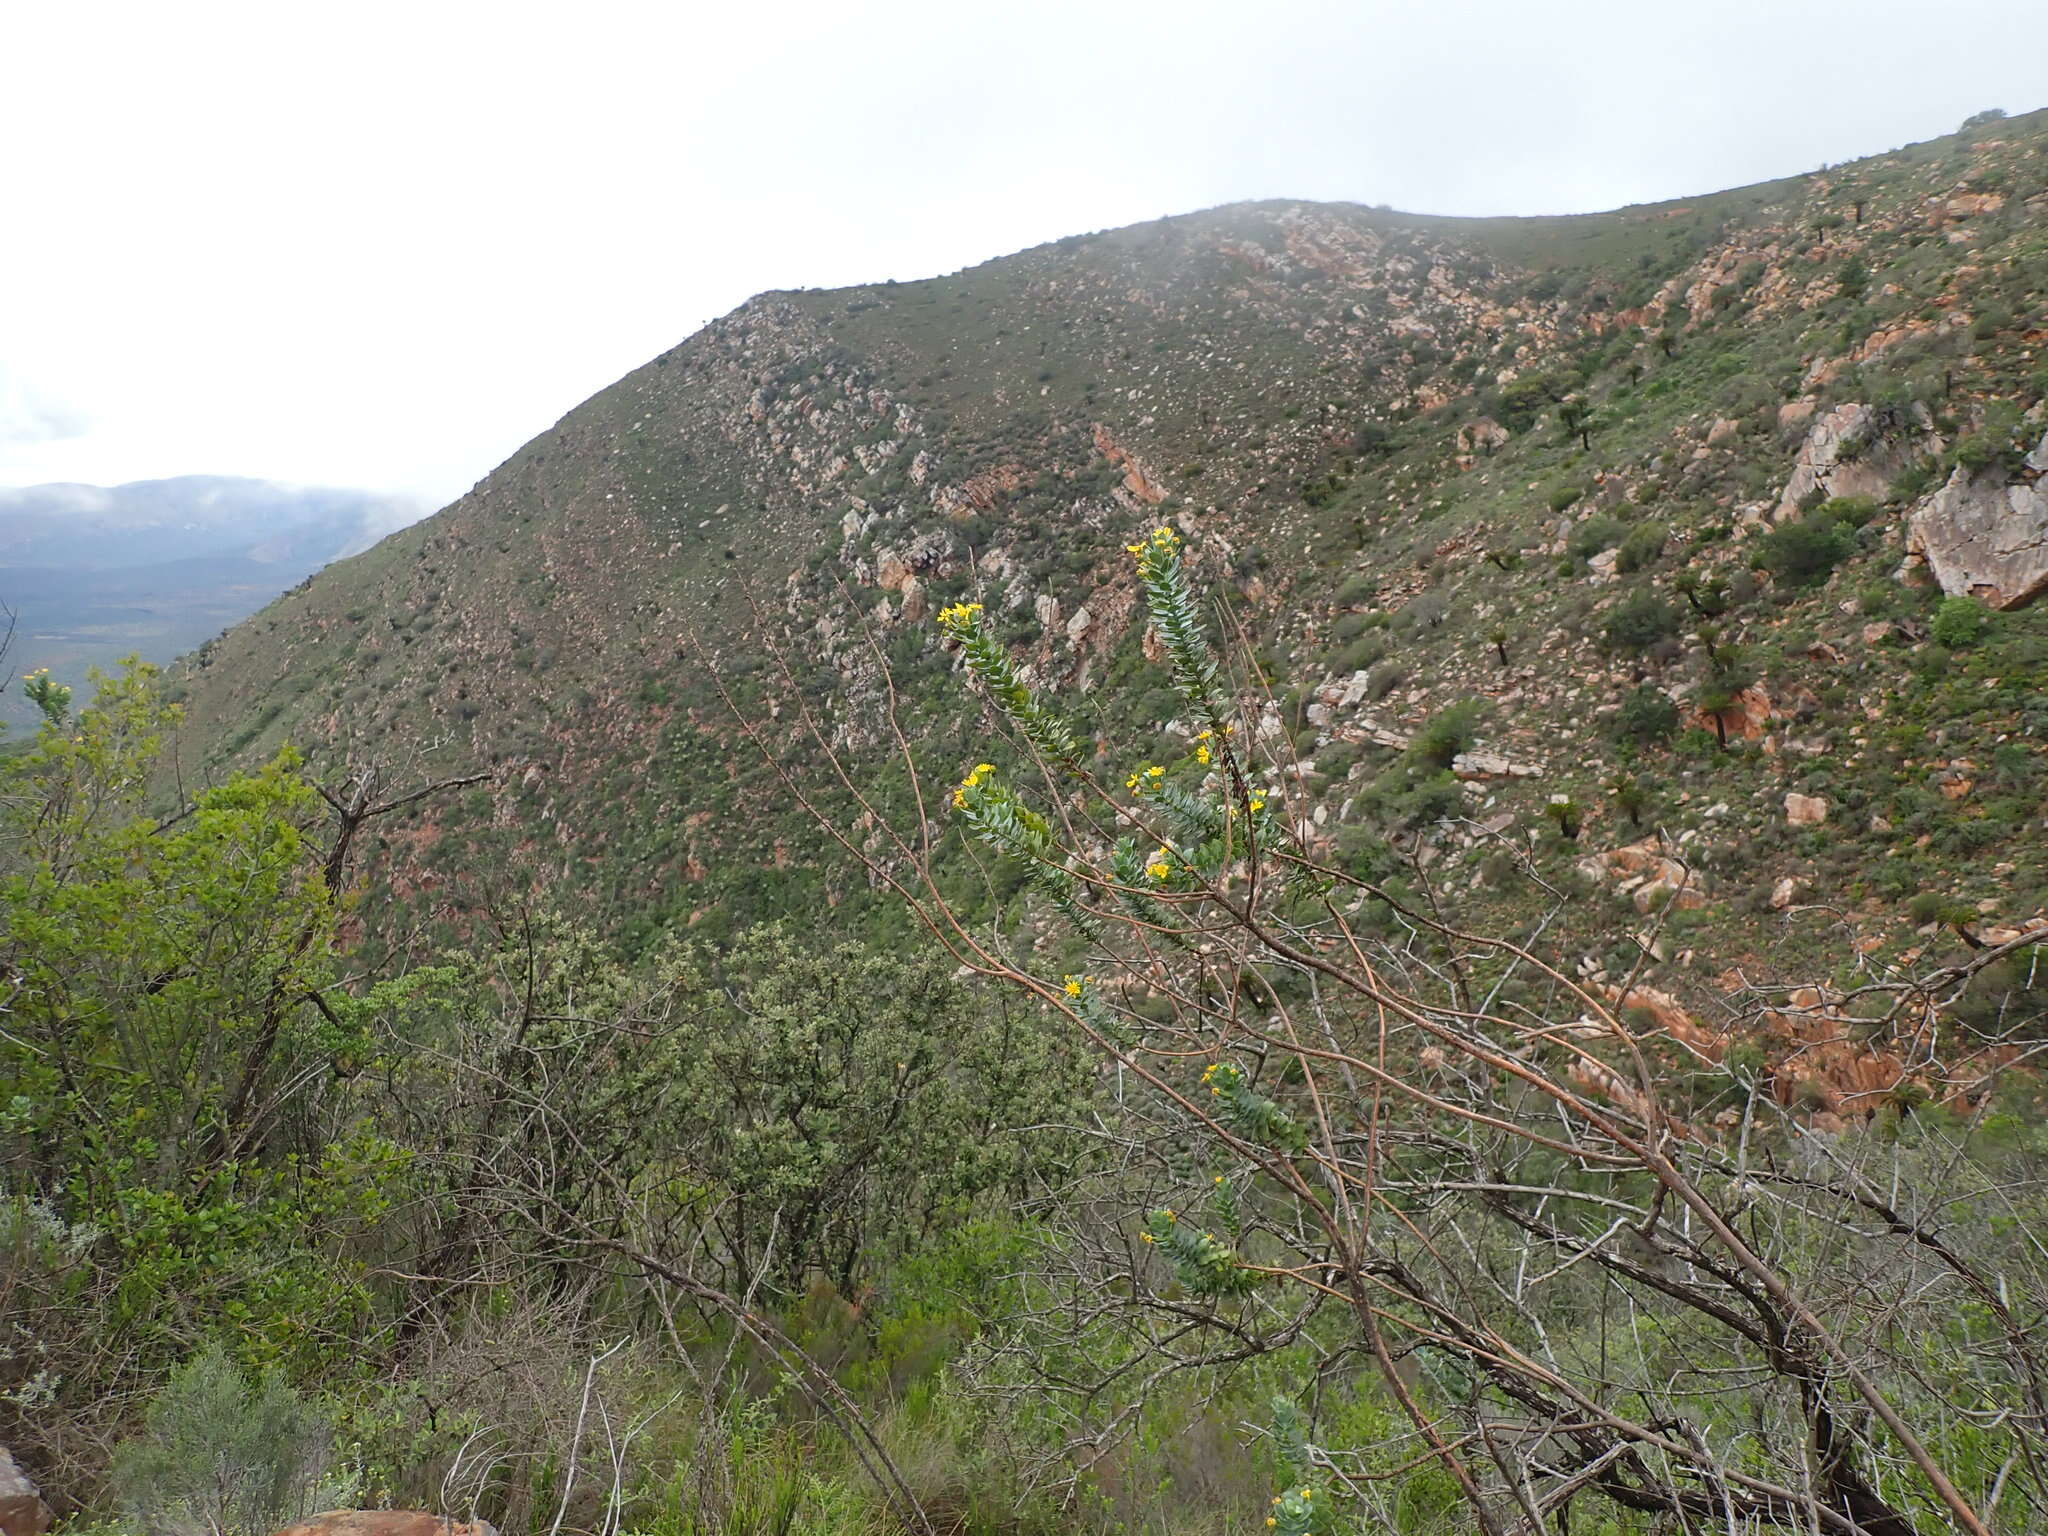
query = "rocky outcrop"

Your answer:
(1456, 417), (1510, 454)
(1091, 424), (1168, 506)
(1576, 838), (1710, 913)
(1905, 432), (2048, 609)
(270, 1514), (496, 1536)
(1784, 792), (1829, 827)
(1770, 402), (1922, 520)
(0, 1452), (50, 1536)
